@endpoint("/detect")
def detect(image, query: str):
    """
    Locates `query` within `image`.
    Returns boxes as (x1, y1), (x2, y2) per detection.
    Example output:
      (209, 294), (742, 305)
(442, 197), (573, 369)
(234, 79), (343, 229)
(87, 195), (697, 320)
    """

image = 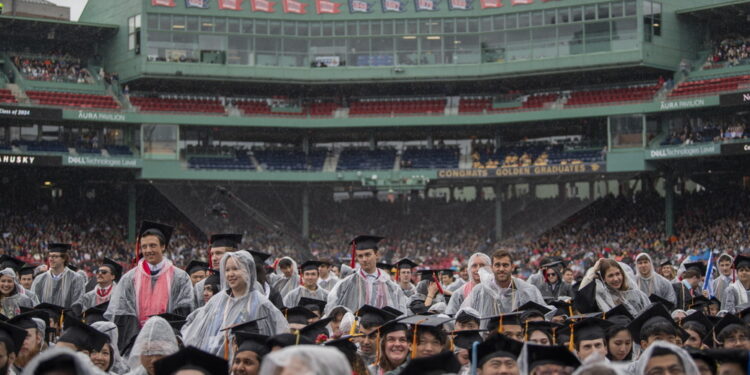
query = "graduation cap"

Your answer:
(525, 343), (581, 370)
(0, 255), (24, 272)
(540, 258), (566, 269)
(627, 303), (676, 342)
(48, 243), (71, 254)
(660, 260), (673, 267)
(713, 314), (745, 338)
(604, 304), (634, 326)
(153, 346), (229, 375)
(570, 318), (614, 345)
(525, 321), (562, 337)
(548, 300), (575, 317)
(396, 350), (461, 375)
(686, 348), (717, 374)
(382, 306), (404, 317)
(83, 302), (109, 325)
(66, 264), (79, 272)
(247, 250), (272, 264)
(682, 311), (713, 338)
(573, 282), (600, 314)
(439, 269), (455, 276)
(472, 332), (524, 368)
(684, 262), (707, 276)
(483, 312), (524, 334)
(299, 260), (322, 273)
(349, 235), (384, 251)
(18, 265), (36, 276)
(298, 297), (326, 316)
(58, 314), (109, 352)
(452, 329), (485, 349)
(376, 320), (409, 337)
(324, 335), (359, 361)
(224, 317), (266, 336)
(154, 312), (185, 322)
(185, 260), (209, 276)
(34, 303), (66, 322)
(8, 310), (48, 331)
(235, 332), (270, 356)
(702, 349), (750, 373)
(0, 321), (27, 355)
(398, 315), (453, 359)
(267, 333), (312, 348)
(284, 306), (317, 325)
(138, 221), (174, 247)
(209, 234), (243, 249)
(376, 262), (395, 271)
(299, 317), (333, 342)
(514, 301), (551, 315)
(455, 309), (480, 324)
(396, 258), (418, 270)
(204, 273), (220, 287)
(100, 258), (123, 281)
(649, 294), (676, 312)
(734, 255), (750, 270)
(357, 305), (397, 327)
